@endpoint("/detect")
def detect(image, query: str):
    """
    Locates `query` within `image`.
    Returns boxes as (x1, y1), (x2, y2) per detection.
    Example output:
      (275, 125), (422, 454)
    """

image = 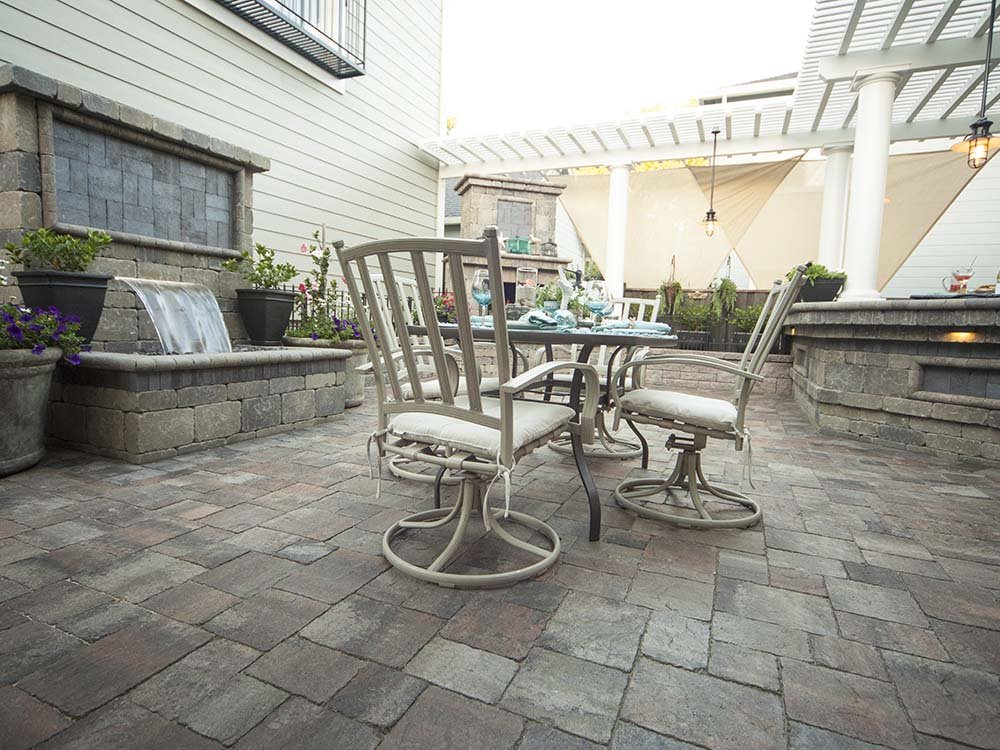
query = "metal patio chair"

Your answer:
(607, 265), (807, 529)
(338, 227), (599, 587)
